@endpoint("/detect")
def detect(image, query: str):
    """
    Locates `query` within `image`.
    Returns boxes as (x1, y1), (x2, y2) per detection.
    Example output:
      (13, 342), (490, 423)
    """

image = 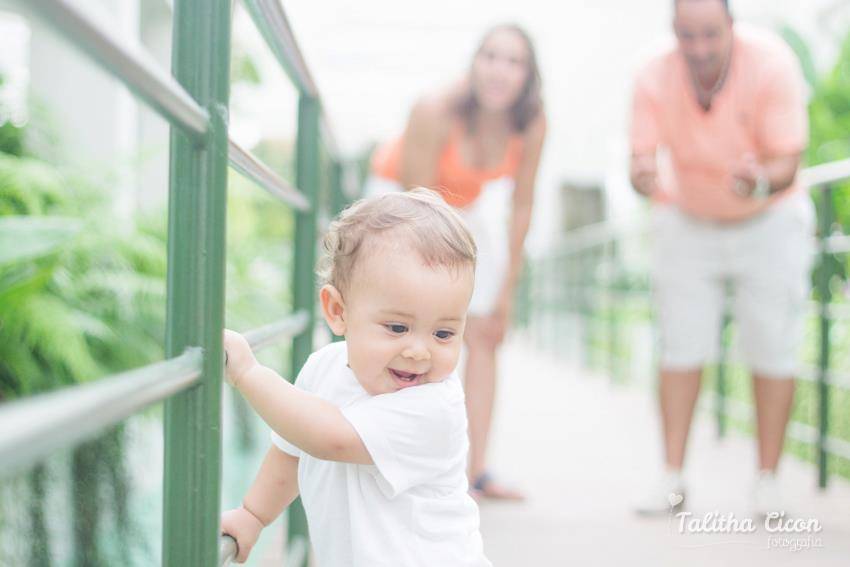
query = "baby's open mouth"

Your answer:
(389, 368), (421, 383)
